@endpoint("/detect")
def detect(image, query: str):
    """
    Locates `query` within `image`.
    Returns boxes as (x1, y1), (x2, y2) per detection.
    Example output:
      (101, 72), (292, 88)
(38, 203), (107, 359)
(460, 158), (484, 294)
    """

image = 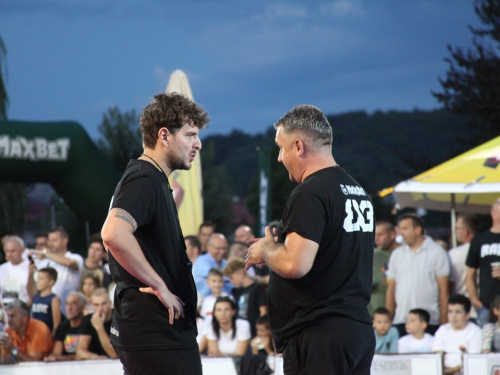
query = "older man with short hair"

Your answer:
(0, 236), (30, 305)
(0, 299), (53, 363)
(193, 233), (232, 296)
